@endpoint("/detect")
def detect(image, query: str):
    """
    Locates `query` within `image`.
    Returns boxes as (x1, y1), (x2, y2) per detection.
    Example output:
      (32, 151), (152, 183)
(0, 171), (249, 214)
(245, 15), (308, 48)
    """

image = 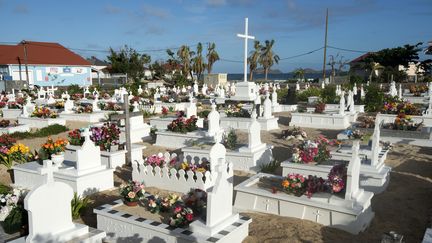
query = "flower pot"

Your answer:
(124, 200), (138, 207)
(51, 152), (65, 166)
